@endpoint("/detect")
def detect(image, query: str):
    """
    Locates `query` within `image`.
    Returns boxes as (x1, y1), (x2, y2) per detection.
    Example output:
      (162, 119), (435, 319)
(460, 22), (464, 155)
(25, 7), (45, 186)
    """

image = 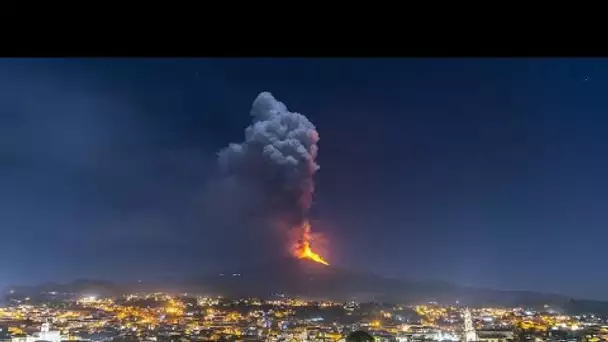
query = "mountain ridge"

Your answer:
(4, 258), (606, 314)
